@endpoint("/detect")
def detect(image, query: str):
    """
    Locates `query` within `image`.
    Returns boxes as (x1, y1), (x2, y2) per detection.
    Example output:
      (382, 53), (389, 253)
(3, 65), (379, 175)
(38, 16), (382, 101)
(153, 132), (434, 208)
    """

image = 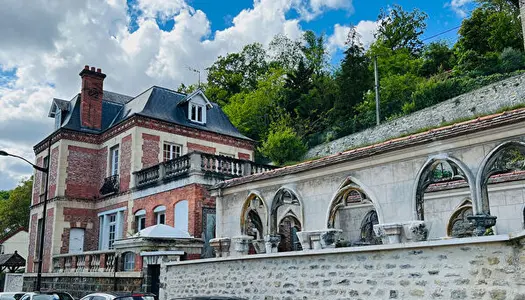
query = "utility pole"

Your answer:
(520, 0), (525, 51)
(374, 56), (380, 126)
